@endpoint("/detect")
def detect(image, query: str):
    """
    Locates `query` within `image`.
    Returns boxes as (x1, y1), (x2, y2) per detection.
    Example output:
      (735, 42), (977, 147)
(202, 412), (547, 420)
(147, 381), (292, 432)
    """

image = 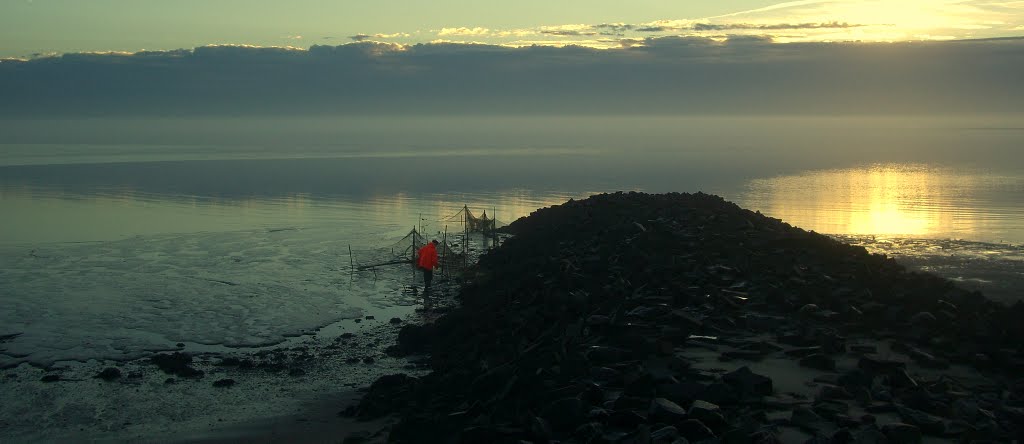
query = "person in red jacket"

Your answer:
(417, 240), (439, 292)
